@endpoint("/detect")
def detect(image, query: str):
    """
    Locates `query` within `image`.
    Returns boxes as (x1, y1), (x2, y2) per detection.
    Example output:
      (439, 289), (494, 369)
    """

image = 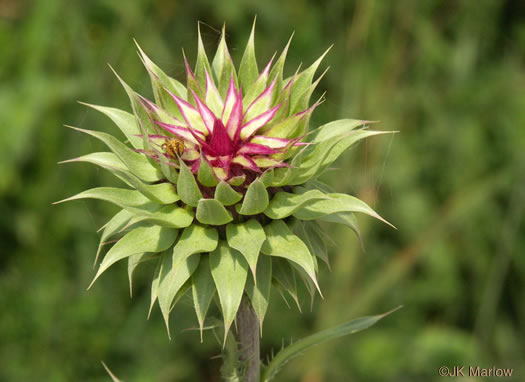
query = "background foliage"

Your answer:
(1, 0), (524, 381)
